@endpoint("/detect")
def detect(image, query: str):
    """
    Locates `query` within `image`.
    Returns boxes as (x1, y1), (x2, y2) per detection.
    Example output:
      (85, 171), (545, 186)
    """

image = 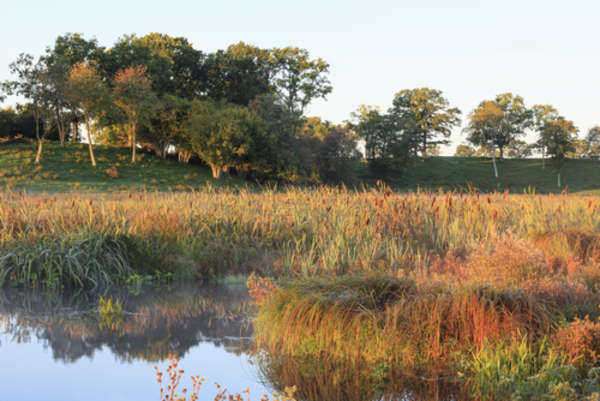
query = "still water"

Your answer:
(0, 284), (271, 401)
